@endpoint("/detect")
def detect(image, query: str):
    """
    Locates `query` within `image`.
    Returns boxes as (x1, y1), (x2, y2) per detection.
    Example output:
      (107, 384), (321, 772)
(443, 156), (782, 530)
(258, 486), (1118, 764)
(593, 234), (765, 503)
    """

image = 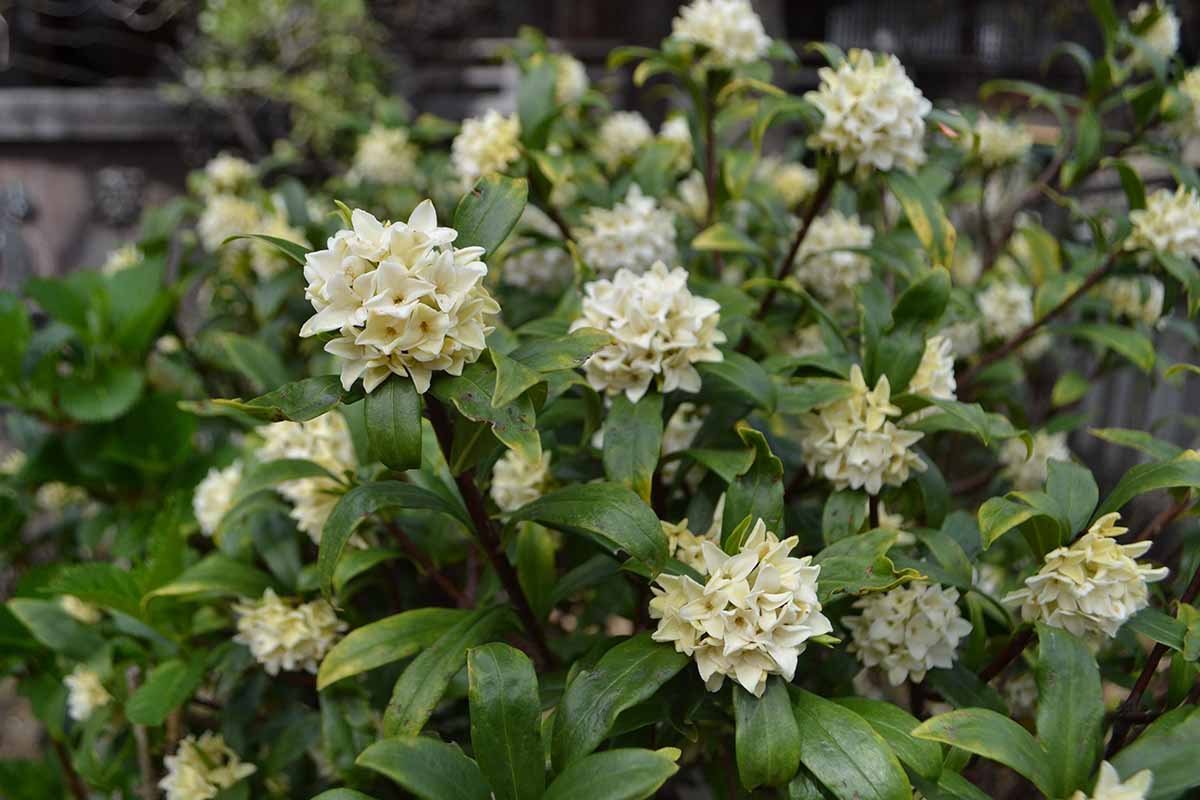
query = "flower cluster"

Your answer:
(596, 111), (653, 170)
(999, 430), (1071, 490)
(102, 243), (143, 275)
(650, 519), (832, 696)
(1099, 276), (1165, 327)
(578, 185), (678, 277)
(763, 160), (819, 208)
(798, 365), (926, 494)
(963, 115), (1033, 168)
(977, 280), (1034, 341)
(1005, 513), (1169, 642)
(554, 54), (589, 103)
(659, 115), (693, 171)
(1129, 1), (1180, 66)
(571, 261), (725, 402)
(490, 449), (552, 512)
(661, 401), (705, 482)
(233, 589), (347, 675)
(1070, 762), (1153, 800)
(348, 125), (418, 186)
(202, 152), (255, 195)
(160, 732), (256, 800)
(661, 501), (723, 574)
(451, 110), (521, 186)
(198, 194), (261, 254)
(1179, 67), (1200, 135)
(1127, 186), (1200, 260)
(843, 582), (973, 685)
(669, 0), (771, 67)
(674, 171), (709, 222)
(907, 334), (957, 404)
(258, 412), (356, 544)
(805, 49), (931, 173)
(299, 202), (499, 393)
(193, 461), (243, 538)
(794, 210), (874, 302)
(64, 666), (111, 721)
(501, 206), (572, 290)
(60, 595), (102, 623)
